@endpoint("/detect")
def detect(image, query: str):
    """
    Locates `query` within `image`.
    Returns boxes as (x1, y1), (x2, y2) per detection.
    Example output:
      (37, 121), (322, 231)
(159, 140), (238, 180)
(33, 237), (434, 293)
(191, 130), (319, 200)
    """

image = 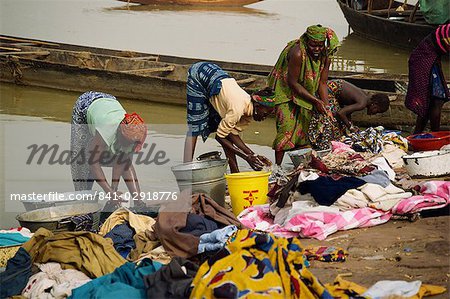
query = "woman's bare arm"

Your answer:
(287, 45), (326, 114)
(88, 132), (114, 193)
